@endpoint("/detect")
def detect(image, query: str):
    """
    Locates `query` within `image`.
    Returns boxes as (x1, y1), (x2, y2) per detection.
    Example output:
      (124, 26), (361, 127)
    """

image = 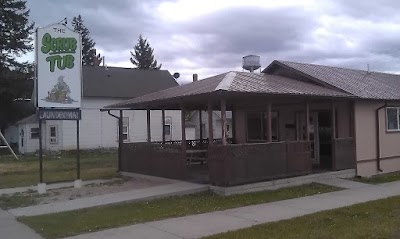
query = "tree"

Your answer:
(0, 0), (35, 131)
(130, 35), (161, 70)
(71, 15), (96, 66)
